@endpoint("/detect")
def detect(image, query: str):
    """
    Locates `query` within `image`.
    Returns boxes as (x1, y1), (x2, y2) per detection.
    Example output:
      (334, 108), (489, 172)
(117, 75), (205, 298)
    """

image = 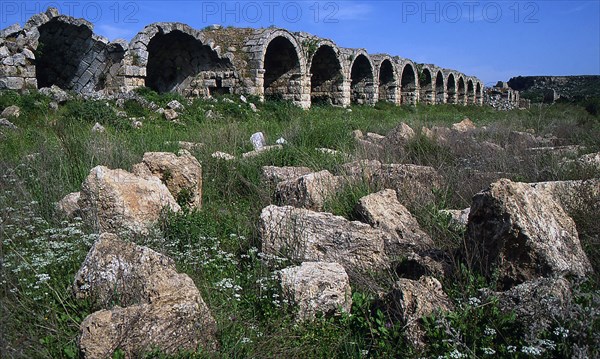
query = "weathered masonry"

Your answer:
(0, 8), (484, 108)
